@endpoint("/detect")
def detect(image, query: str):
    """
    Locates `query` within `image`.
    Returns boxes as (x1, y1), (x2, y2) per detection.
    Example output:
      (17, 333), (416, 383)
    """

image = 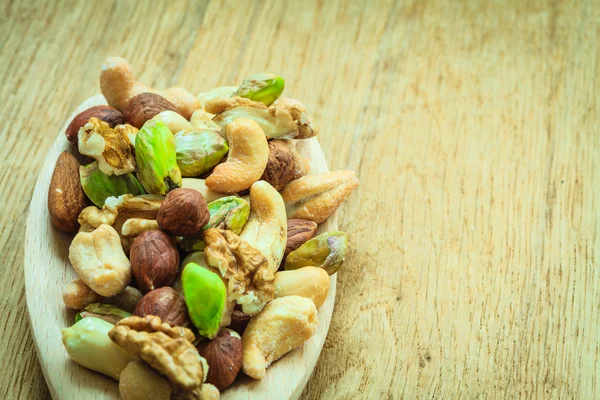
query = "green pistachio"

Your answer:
(174, 130), (228, 177)
(234, 73), (285, 106)
(173, 252), (209, 297)
(135, 120), (182, 195)
(182, 262), (226, 339)
(284, 231), (348, 275)
(75, 303), (131, 325)
(62, 317), (134, 380)
(80, 161), (145, 207)
(204, 196), (249, 234)
(176, 197), (249, 251)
